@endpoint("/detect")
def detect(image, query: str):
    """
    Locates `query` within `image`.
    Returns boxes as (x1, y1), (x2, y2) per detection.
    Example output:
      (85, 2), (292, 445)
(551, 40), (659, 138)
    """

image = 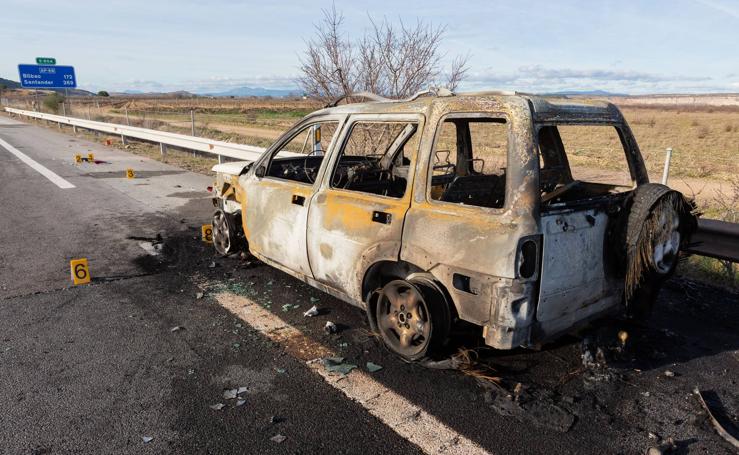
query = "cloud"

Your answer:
(693, 0), (739, 21)
(460, 65), (715, 94)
